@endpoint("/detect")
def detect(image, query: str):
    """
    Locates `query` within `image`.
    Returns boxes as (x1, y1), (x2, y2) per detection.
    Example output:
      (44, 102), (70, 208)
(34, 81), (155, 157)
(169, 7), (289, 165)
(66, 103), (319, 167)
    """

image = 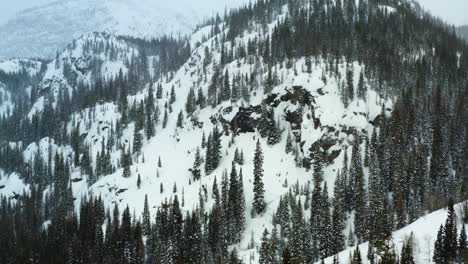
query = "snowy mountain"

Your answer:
(0, 0), (250, 60)
(0, 0), (468, 263)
